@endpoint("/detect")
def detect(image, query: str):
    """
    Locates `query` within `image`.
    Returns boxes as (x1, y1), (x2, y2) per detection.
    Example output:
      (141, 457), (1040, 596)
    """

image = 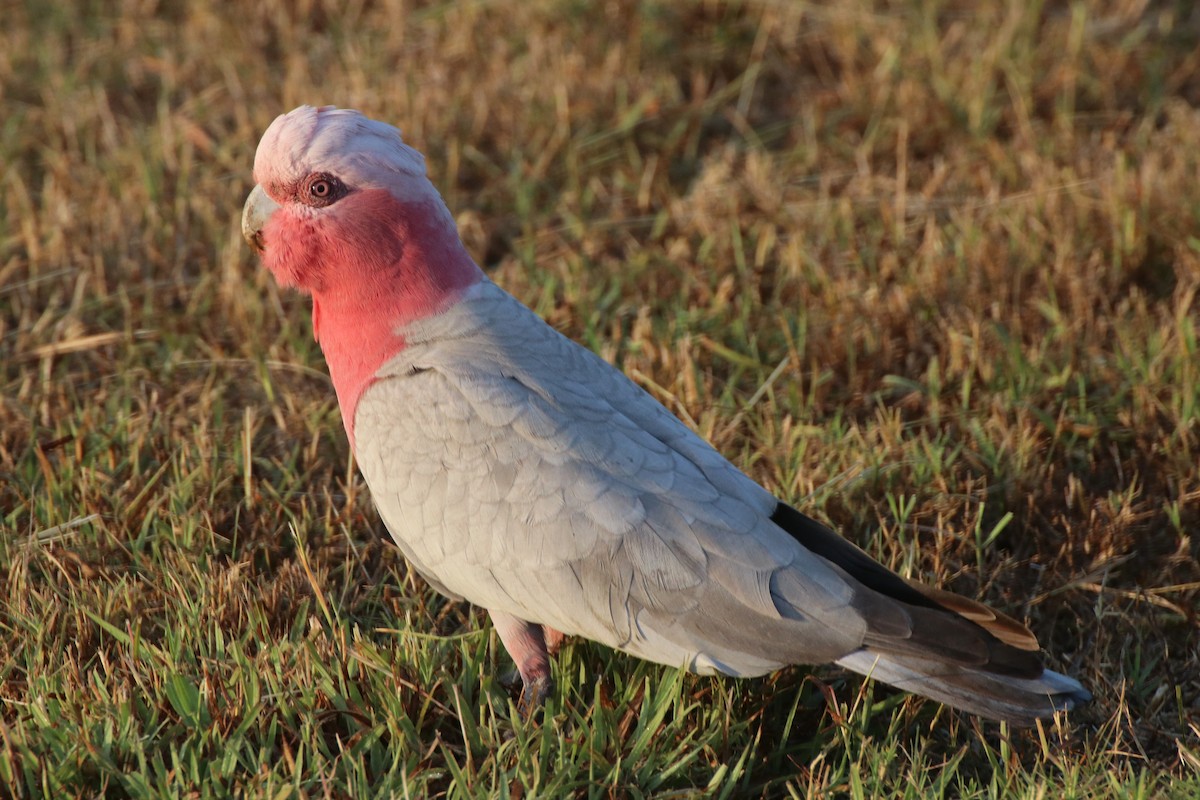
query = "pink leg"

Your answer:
(543, 625), (567, 655)
(489, 610), (554, 712)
